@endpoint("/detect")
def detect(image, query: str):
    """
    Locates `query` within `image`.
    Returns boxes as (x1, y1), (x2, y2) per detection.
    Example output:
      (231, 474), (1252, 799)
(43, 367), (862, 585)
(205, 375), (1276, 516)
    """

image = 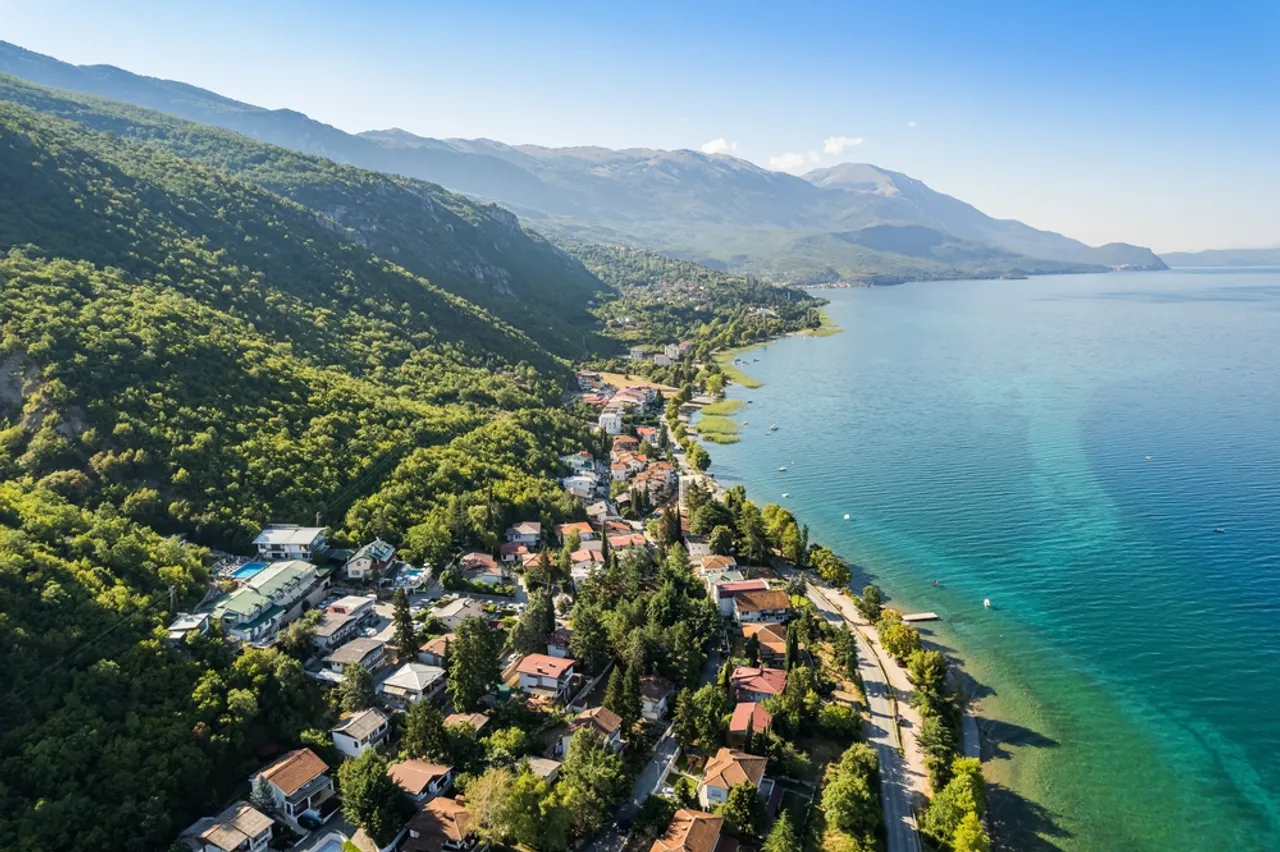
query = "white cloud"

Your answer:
(768, 152), (809, 171)
(700, 137), (737, 155)
(823, 135), (864, 155)
(906, 120), (917, 128)
(808, 151), (822, 163)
